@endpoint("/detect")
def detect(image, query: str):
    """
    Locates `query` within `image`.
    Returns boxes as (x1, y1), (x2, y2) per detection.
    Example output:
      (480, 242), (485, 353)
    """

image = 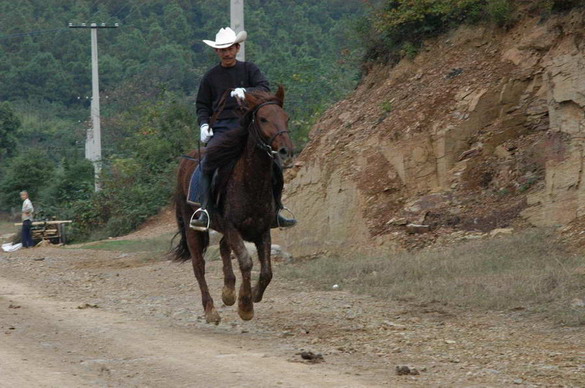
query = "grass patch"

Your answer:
(71, 232), (223, 262)
(0, 221), (16, 236)
(380, 100), (394, 113)
(75, 233), (176, 254)
(281, 229), (585, 325)
(0, 221), (17, 243)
